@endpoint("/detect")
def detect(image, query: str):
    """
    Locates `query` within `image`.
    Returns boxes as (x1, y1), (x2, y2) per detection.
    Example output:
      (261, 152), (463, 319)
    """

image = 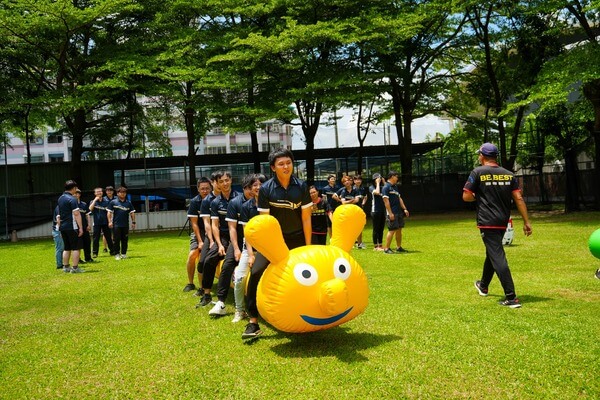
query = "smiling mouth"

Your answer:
(300, 307), (353, 326)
